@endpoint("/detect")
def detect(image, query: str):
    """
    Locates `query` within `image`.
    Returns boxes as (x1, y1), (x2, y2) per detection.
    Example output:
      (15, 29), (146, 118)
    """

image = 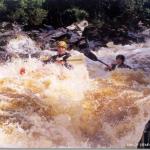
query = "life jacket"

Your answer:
(51, 52), (71, 63)
(111, 63), (132, 70)
(42, 52), (73, 70)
